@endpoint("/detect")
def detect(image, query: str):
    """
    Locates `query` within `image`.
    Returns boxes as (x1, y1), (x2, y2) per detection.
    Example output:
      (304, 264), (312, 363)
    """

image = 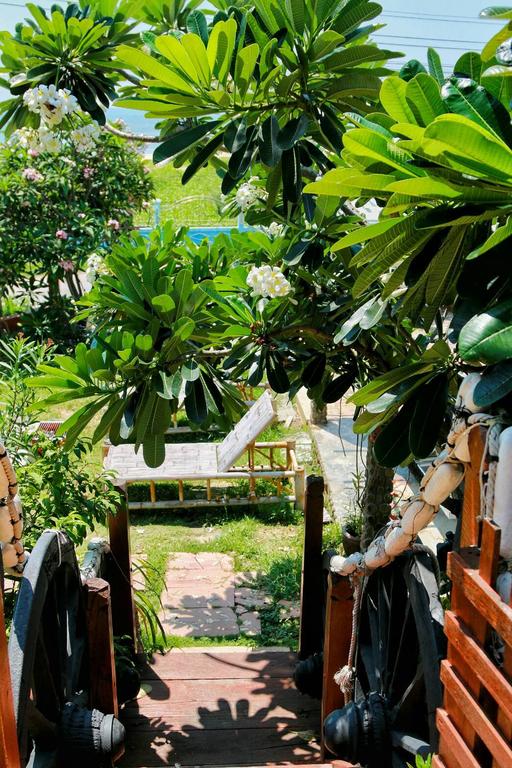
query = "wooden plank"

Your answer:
(444, 611), (512, 724)
(448, 552), (512, 648)
(123, 677), (317, 715)
(460, 425), (487, 549)
(119, 724), (321, 767)
(432, 757), (447, 768)
(479, 519), (501, 585)
(298, 475), (325, 660)
(321, 573), (353, 758)
(0, 569), (20, 768)
(84, 577), (118, 717)
(496, 582), (512, 768)
(108, 486), (137, 653)
(436, 708), (480, 768)
(141, 650), (297, 681)
(440, 661), (512, 768)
